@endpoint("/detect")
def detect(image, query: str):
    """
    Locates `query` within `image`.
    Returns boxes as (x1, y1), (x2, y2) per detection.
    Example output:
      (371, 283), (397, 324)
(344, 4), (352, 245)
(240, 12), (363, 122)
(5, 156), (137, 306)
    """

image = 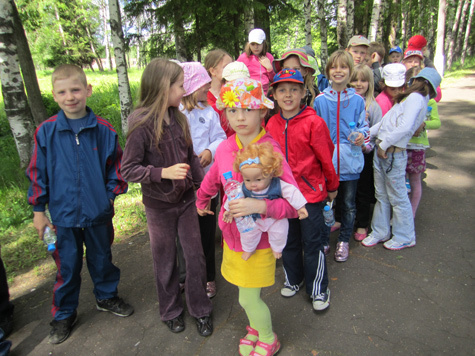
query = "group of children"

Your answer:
(24, 27), (441, 356)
